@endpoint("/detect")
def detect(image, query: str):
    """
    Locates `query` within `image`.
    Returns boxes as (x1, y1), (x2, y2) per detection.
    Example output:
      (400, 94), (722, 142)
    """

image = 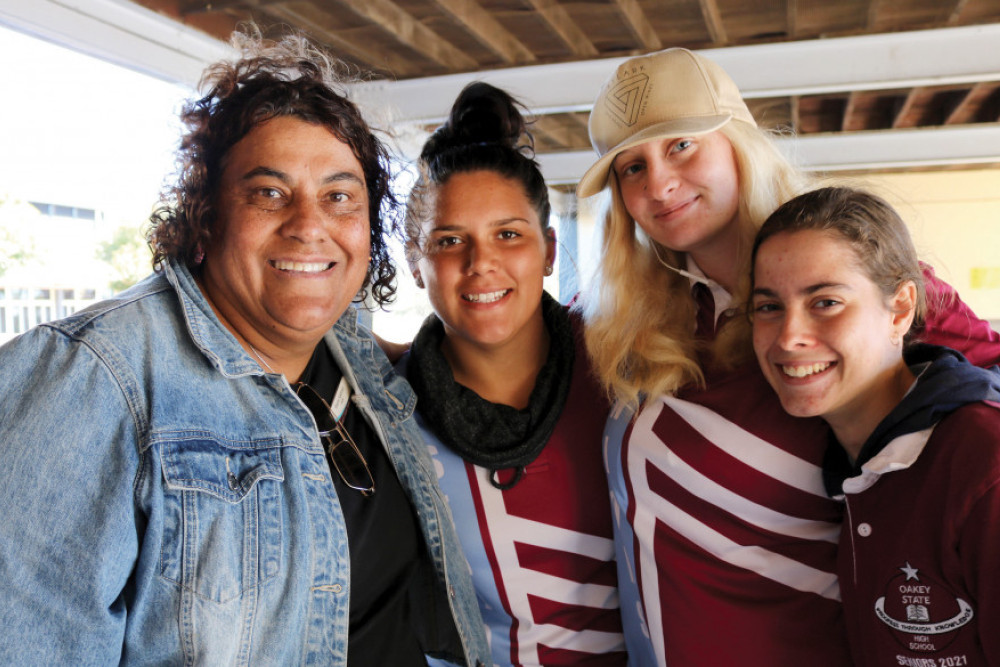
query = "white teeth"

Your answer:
(463, 289), (509, 303)
(781, 362), (832, 378)
(272, 260), (332, 273)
